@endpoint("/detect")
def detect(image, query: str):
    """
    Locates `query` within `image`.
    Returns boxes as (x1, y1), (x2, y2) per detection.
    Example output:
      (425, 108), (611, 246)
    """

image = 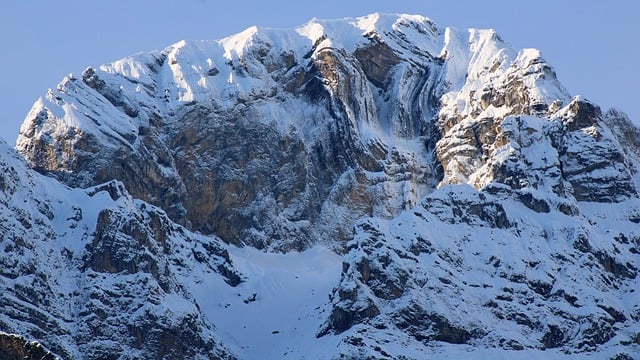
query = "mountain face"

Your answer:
(4, 12), (640, 359)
